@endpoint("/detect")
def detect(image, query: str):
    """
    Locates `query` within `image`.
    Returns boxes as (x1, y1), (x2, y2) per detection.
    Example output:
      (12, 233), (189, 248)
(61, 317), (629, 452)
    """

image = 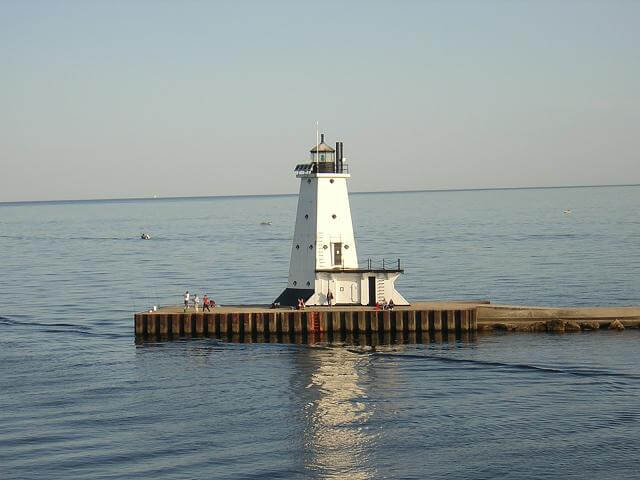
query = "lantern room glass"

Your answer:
(310, 151), (335, 163)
